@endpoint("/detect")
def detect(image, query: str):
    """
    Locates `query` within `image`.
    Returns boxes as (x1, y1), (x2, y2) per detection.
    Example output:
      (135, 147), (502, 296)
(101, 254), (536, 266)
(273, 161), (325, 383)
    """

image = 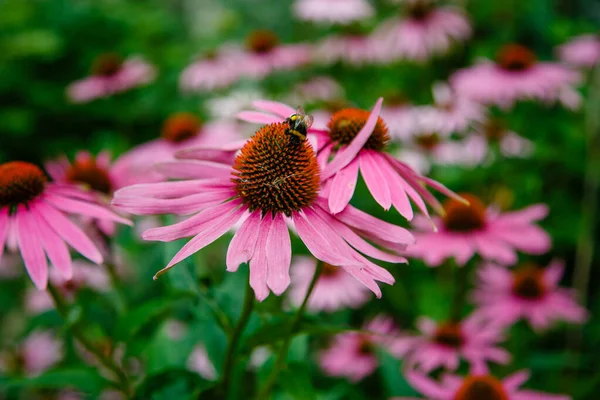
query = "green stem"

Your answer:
(256, 261), (323, 400)
(104, 262), (127, 313)
(449, 258), (469, 322)
(220, 281), (255, 395)
(47, 284), (133, 398)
